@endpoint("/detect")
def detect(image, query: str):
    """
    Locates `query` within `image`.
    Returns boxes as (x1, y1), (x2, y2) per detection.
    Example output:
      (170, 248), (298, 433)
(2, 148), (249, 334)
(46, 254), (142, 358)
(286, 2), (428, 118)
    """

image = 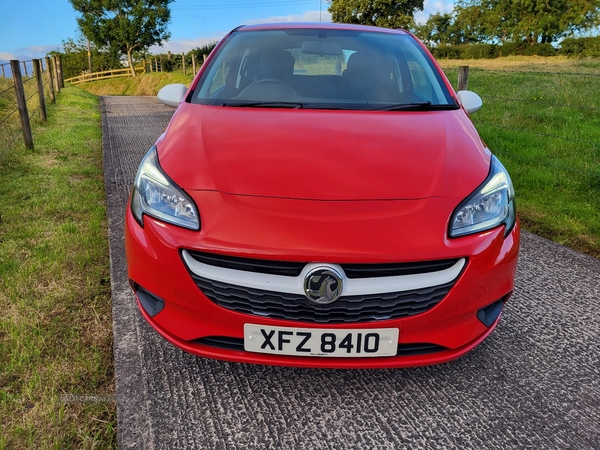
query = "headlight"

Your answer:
(130, 146), (200, 230)
(449, 155), (516, 238)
